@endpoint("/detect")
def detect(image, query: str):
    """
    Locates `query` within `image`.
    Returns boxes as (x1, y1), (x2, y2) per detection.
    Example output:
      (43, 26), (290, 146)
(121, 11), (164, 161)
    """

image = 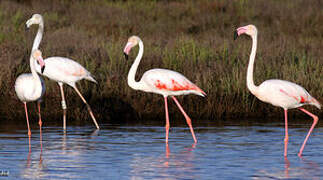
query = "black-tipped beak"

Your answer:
(25, 25), (29, 32)
(124, 52), (128, 60)
(41, 66), (45, 74)
(234, 30), (238, 40)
